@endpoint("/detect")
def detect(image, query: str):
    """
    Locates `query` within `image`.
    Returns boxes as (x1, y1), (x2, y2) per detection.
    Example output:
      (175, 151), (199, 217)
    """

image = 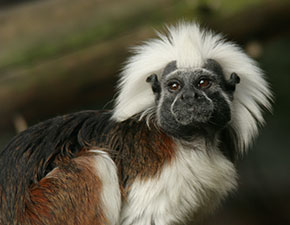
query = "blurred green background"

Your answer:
(0, 0), (289, 224)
